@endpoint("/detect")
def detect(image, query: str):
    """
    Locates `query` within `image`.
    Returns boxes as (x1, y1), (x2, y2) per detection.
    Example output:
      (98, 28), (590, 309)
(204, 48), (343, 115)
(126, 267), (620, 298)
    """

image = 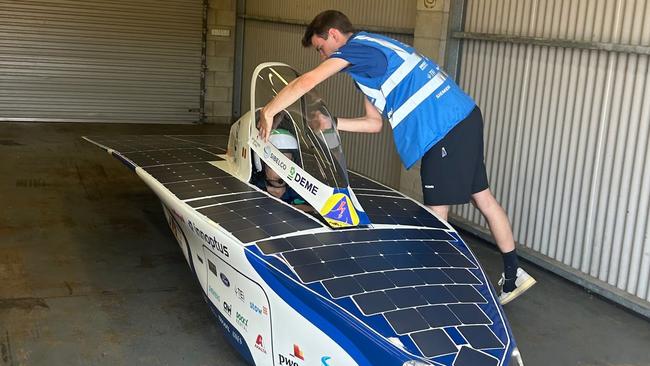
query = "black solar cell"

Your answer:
(457, 326), (503, 349)
(283, 249), (321, 266)
(447, 286), (487, 303)
(443, 269), (481, 284)
(231, 227), (268, 243)
(354, 272), (395, 292)
(199, 204), (234, 218)
(372, 229), (407, 241)
(411, 329), (458, 357)
(452, 346), (499, 366)
(416, 285), (458, 304)
(322, 277), (364, 298)
(392, 216), (423, 226)
(401, 241), (435, 254)
(259, 223), (294, 237)
(287, 218), (321, 231)
(236, 207), (269, 219)
(376, 241), (409, 255)
(353, 291), (396, 315)
(252, 213), (285, 226)
(294, 262), (334, 283)
(447, 304), (491, 325)
(385, 270), (426, 287)
(312, 245), (350, 261)
(426, 240), (460, 253)
(417, 305), (462, 327)
(439, 254), (476, 268)
(220, 218), (254, 232)
(325, 259), (365, 276)
(255, 214), (286, 227)
(385, 288), (428, 308)
(344, 229), (383, 242)
(384, 253), (422, 269)
(415, 253), (450, 267)
(314, 231), (352, 245)
(354, 256), (395, 272)
(347, 172), (388, 190)
(370, 215), (396, 225)
(384, 309), (429, 334)
(286, 235), (321, 249)
(257, 238), (293, 254)
(418, 216), (449, 228)
(424, 230), (455, 241)
(415, 269), (454, 285)
(397, 229), (431, 240)
(341, 243), (381, 257)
